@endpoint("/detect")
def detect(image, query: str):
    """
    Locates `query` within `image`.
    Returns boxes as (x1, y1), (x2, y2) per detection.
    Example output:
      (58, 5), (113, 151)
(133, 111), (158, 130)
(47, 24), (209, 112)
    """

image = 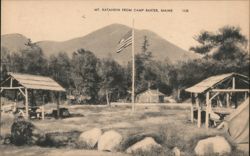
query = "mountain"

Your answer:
(1, 24), (198, 64)
(1, 33), (30, 52)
